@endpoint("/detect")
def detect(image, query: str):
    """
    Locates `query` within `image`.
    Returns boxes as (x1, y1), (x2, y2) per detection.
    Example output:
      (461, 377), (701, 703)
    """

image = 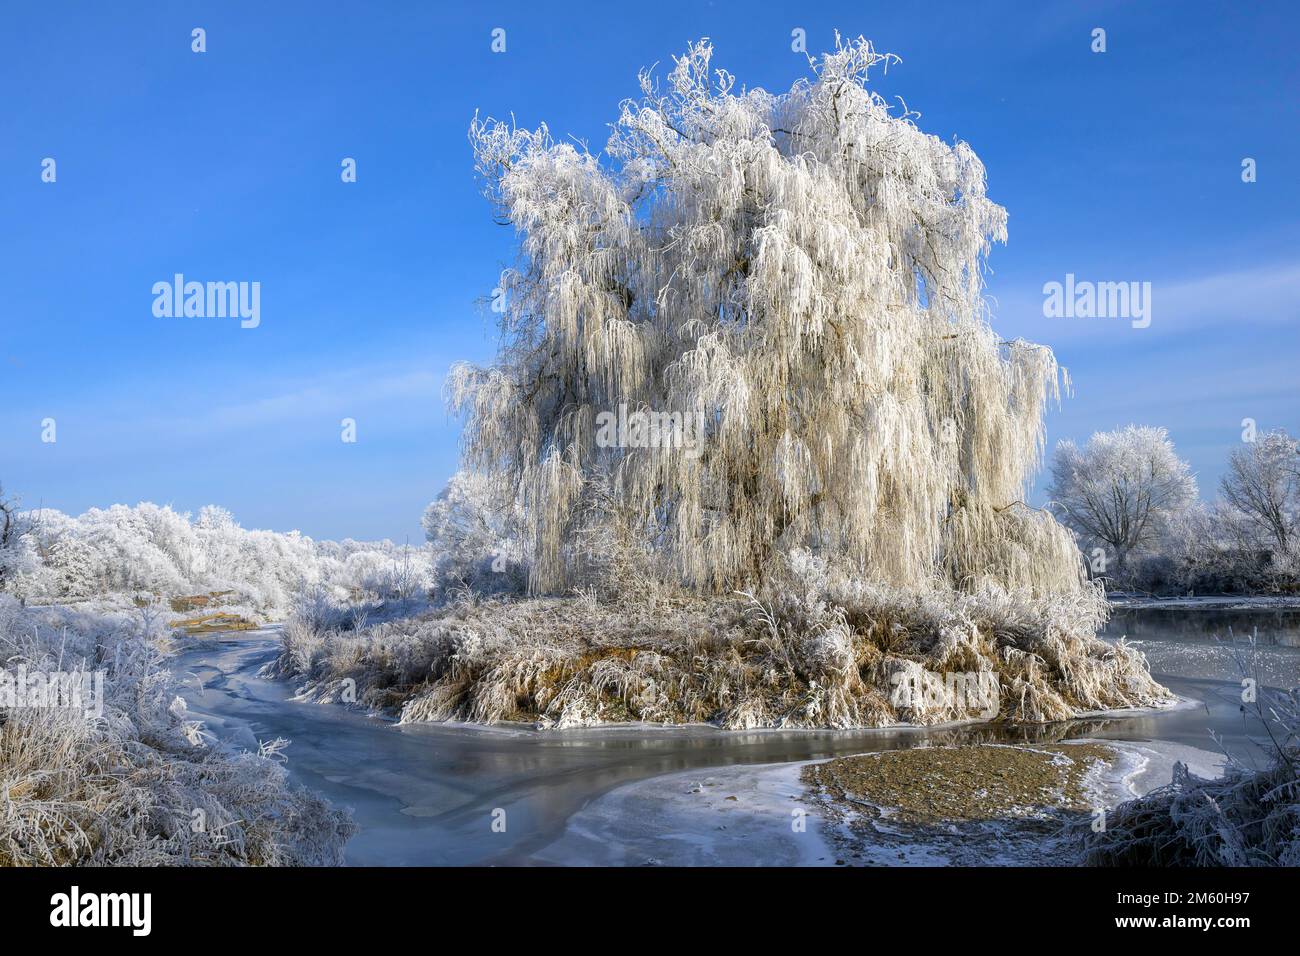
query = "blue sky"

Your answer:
(2, 0), (1297, 542)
